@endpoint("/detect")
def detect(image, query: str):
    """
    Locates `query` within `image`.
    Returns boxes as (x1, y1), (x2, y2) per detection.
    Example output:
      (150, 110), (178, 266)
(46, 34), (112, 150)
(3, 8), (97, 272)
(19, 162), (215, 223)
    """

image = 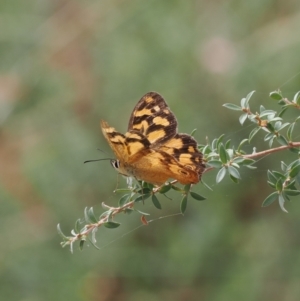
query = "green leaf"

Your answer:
(273, 171), (285, 179)
(287, 123), (295, 141)
(134, 193), (151, 202)
(216, 134), (225, 149)
(84, 207), (98, 224)
(240, 158), (256, 166)
(239, 113), (248, 125)
(268, 136), (275, 148)
(259, 110), (276, 118)
(74, 218), (81, 234)
(269, 90), (282, 100)
(225, 139), (231, 149)
(289, 148), (300, 154)
(79, 239), (85, 251)
(229, 174), (239, 183)
(264, 132), (274, 141)
(192, 127), (199, 136)
(223, 103), (242, 111)
(216, 167), (227, 183)
(278, 107), (288, 117)
(283, 189), (300, 196)
(244, 90), (255, 105)
(276, 178), (283, 191)
(135, 209), (150, 215)
(293, 91), (300, 104)
(267, 171), (278, 185)
(267, 181), (276, 188)
(57, 224), (69, 240)
(114, 188), (132, 193)
(104, 221), (121, 229)
(262, 192), (278, 207)
(218, 143), (229, 164)
(237, 139), (249, 151)
(249, 127), (260, 142)
(266, 122), (275, 132)
(119, 194), (131, 206)
(281, 161), (287, 172)
(277, 122), (290, 132)
(207, 160), (223, 168)
(152, 194), (162, 209)
(158, 183), (171, 194)
(228, 166), (241, 179)
(171, 185), (184, 192)
(276, 135), (289, 146)
(87, 236), (101, 250)
(180, 195), (188, 214)
(136, 187), (151, 195)
(289, 162), (300, 178)
(232, 157), (246, 164)
(184, 184), (191, 192)
(278, 194), (288, 213)
(190, 191), (206, 201)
